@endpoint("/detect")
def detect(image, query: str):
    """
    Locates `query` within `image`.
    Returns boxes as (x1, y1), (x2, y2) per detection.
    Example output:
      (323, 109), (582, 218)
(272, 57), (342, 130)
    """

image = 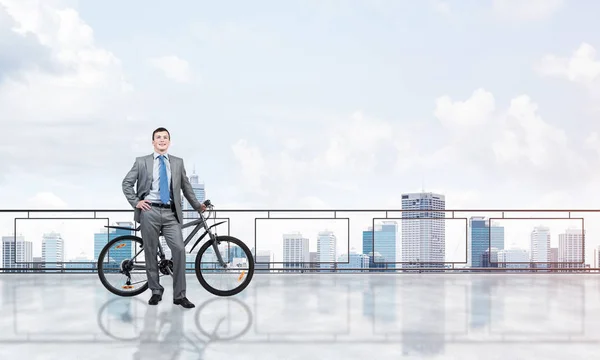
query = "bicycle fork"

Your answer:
(208, 233), (228, 268)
